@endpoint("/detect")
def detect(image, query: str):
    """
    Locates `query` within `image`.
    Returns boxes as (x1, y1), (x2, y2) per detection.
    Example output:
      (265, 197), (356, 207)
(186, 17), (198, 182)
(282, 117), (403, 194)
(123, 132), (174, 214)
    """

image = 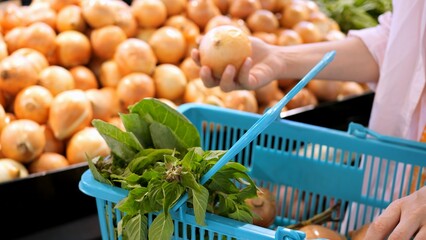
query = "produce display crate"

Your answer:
(0, 163), (98, 239)
(79, 101), (426, 240)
